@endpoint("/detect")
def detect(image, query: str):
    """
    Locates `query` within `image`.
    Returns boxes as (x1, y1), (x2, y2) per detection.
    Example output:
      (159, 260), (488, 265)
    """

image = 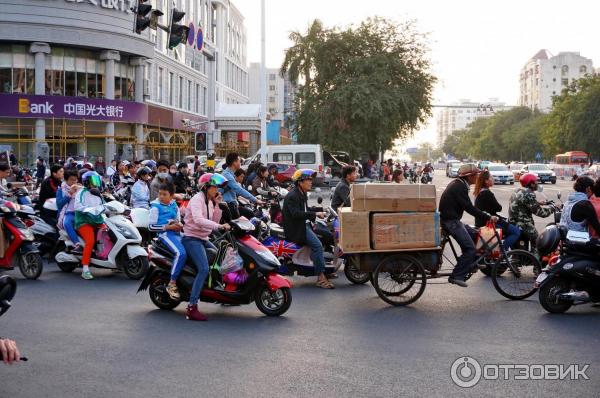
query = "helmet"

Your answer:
(536, 225), (561, 256)
(458, 163), (481, 177)
(142, 159), (157, 169)
(82, 171), (102, 188)
(520, 173), (538, 188)
(292, 169), (316, 183)
(199, 173), (228, 189)
(136, 166), (151, 179)
(83, 162), (94, 170)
